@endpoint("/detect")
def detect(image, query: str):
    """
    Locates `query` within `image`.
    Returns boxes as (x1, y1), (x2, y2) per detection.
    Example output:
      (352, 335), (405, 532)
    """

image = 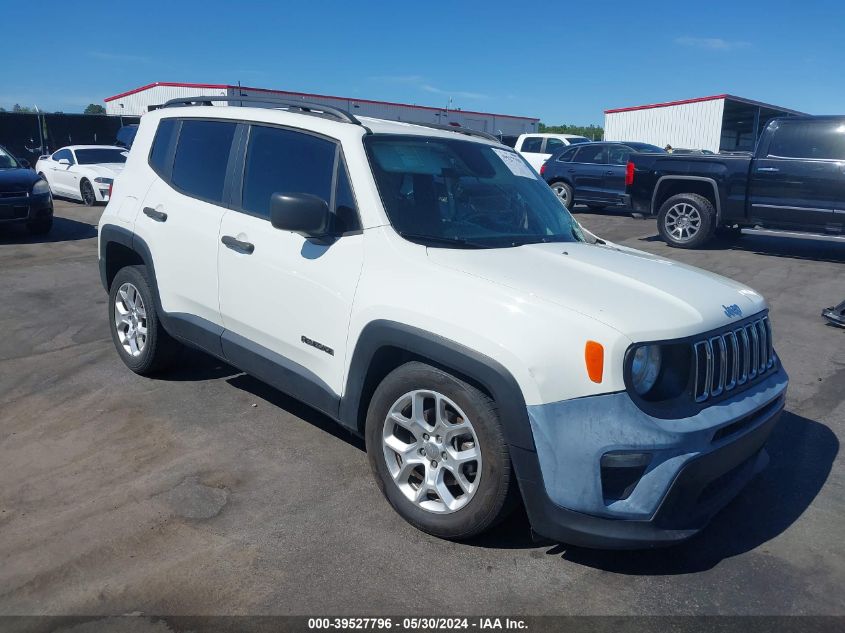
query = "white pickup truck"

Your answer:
(515, 133), (591, 171)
